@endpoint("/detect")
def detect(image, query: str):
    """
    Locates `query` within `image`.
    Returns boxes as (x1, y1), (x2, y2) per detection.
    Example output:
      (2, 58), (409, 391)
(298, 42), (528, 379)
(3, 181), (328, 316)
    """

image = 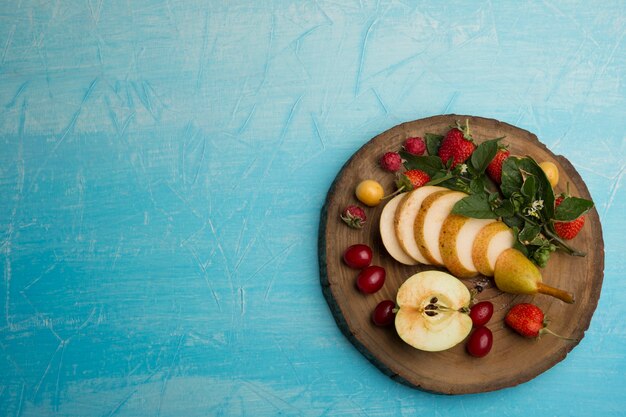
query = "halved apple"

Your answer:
(380, 193), (418, 265)
(472, 222), (515, 276)
(393, 186), (446, 264)
(395, 270), (472, 352)
(414, 190), (468, 265)
(439, 216), (497, 278)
